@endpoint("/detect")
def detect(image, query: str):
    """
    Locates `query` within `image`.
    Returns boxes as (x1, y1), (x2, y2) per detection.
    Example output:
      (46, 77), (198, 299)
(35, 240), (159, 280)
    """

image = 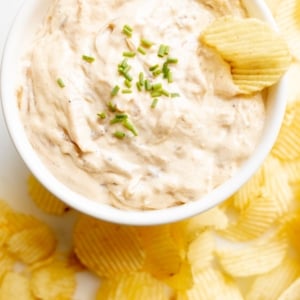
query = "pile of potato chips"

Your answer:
(0, 0), (300, 298)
